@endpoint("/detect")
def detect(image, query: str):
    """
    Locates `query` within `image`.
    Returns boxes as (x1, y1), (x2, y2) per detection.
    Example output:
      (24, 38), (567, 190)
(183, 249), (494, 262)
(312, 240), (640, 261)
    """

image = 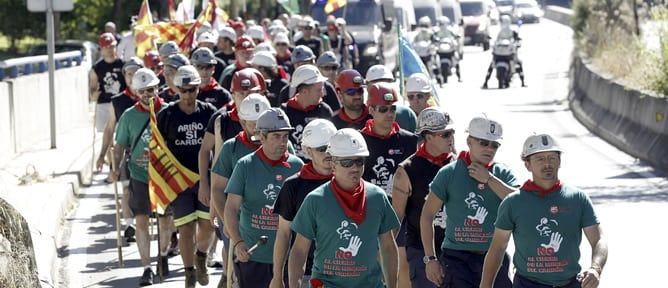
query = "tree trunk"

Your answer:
(230, 0), (239, 18)
(258, 0), (268, 20)
(54, 12), (60, 42)
(113, 0), (123, 30)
